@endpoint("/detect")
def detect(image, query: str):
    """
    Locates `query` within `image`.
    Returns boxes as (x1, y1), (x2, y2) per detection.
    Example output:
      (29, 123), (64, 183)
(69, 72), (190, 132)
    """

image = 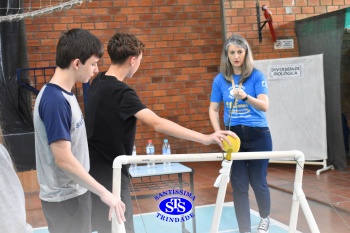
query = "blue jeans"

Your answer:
(229, 125), (272, 233)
